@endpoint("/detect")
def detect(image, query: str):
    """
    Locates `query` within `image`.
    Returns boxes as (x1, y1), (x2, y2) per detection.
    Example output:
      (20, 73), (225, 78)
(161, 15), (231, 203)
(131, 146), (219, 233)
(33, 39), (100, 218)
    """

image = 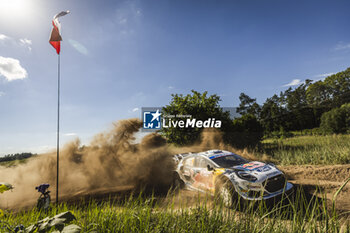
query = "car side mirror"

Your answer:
(207, 165), (215, 171)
